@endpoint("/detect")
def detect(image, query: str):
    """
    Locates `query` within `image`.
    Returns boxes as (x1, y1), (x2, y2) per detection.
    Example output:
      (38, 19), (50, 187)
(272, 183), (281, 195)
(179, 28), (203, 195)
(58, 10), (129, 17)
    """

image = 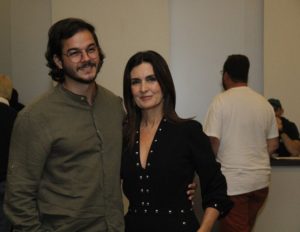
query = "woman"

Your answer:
(122, 50), (232, 232)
